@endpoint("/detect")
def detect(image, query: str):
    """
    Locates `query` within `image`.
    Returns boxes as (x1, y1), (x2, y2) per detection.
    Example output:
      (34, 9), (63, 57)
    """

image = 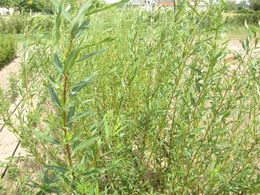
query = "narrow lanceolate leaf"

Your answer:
(81, 37), (115, 49)
(70, 110), (93, 122)
(54, 53), (63, 74)
(67, 105), (75, 127)
(48, 75), (59, 89)
(85, 0), (129, 17)
(37, 132), (61, 145)
(45, 165), (68, 173)
(71, 72), (97, 97)
(54, 1), (62, 44)
(71, 1), (92, 37)
(77, 48), (107, 62)
(64, 48), (79, 74)
(73, 137), (99, 153)
(78, 19), (90, 31)
(49, 86), (61, 108)
(104, 117), (112, 140)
